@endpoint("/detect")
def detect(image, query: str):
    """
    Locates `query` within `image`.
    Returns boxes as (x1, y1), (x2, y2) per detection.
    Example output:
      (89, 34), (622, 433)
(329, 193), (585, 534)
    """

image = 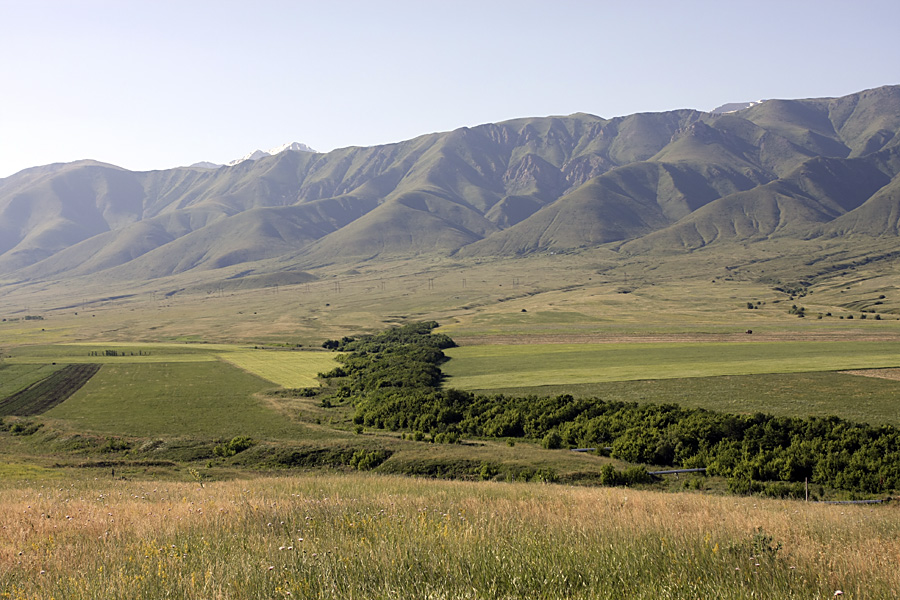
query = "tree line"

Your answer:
(321, 322), (900, 496)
